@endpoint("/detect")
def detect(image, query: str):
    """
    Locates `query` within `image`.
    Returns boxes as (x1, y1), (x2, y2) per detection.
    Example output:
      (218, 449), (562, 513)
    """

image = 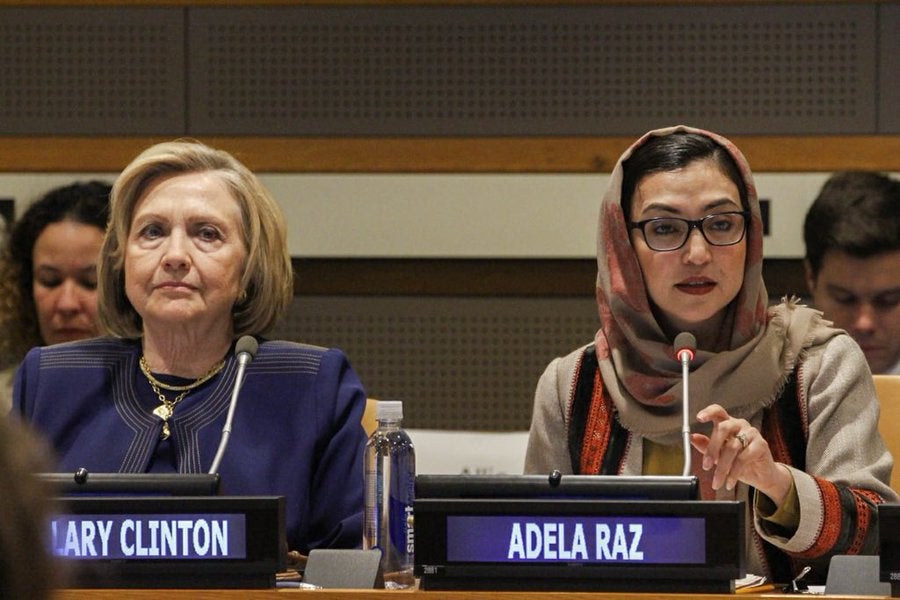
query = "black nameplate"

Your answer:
(51, 495), (285, 588)
(415, 498), (745, 593)
(878, 503), (900, 597)
(417, 474), (699, 501)
(39, 472), (221, 496)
